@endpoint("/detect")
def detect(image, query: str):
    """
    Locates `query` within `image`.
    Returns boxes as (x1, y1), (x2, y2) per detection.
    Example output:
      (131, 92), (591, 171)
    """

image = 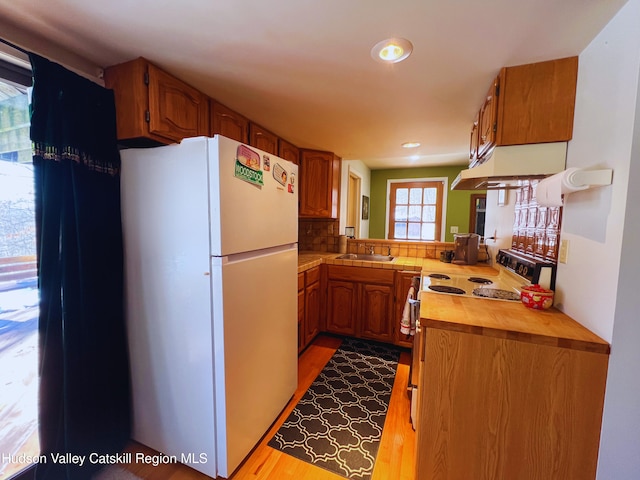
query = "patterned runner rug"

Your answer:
(268, 337), (401, 480)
